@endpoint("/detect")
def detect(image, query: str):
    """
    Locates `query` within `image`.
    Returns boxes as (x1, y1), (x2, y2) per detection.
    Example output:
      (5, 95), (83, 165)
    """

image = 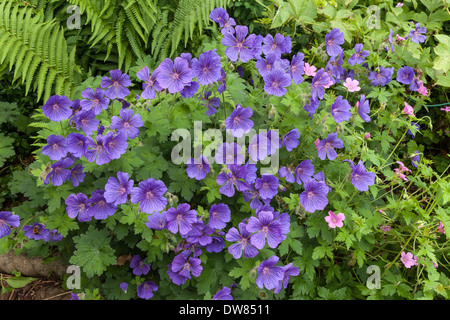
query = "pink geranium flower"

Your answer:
(343, 77), (361, 92)
(417, 81), (428, 96)
(400, 251), (418, 268)
(402, 102), (415, 116)
(437, 221), (446, 234)
(324, 210), (345, 228)
(304, 63), (317, 77)
(440, 106), (450, 112)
